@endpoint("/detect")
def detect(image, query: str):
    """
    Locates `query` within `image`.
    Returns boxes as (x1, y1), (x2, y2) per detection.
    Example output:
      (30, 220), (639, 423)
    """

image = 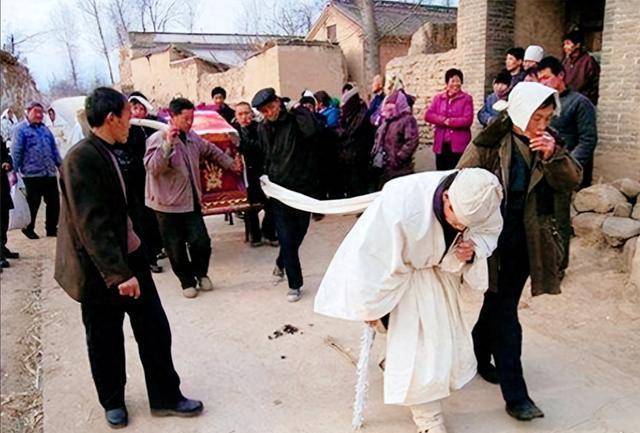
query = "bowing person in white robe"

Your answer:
(314, 168), (504, 433)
